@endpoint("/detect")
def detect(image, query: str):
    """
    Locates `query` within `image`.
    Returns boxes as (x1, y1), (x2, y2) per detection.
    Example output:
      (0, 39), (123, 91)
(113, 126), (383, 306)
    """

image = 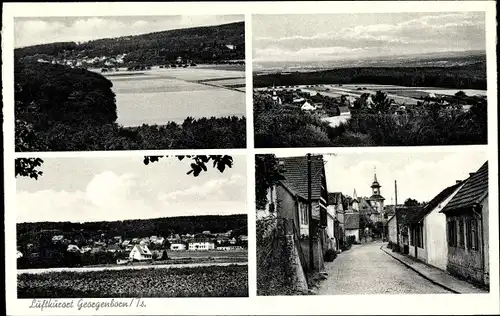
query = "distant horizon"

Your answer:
(15, 16), (243, 48)
(254, 49), (486, 66)
(17, 213), (247, 225)
(253, 12), (485, 63)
